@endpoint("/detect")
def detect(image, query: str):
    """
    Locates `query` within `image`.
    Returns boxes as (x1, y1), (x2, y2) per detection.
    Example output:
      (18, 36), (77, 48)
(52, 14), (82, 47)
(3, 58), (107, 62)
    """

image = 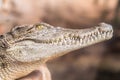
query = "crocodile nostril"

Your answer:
(0, 35), (4, 39)
(99, 23), (113, 31)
